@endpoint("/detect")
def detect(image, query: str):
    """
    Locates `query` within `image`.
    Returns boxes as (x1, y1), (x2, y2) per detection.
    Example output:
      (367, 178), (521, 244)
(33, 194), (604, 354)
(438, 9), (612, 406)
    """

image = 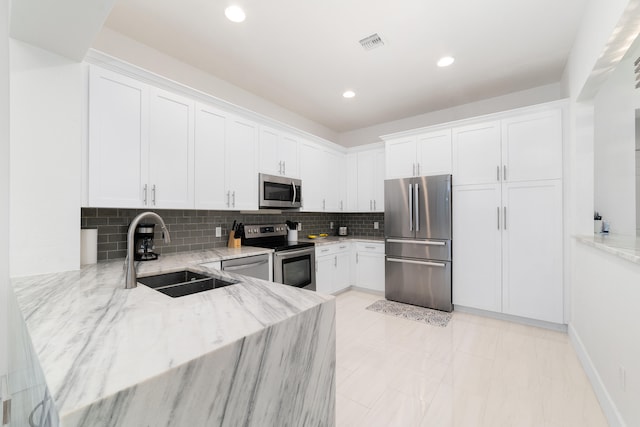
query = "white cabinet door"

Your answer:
(225, 115), (258, 210)
(416, 129), (452, 176)
(346, 152), (358, 212)
(258, 126), (280, 176)
(326, 149), (346, 212)
(501, 109), (563, 182)
(299, 142), (324, 211)
(335, 251), (351, 293)
(502, 180), (563, 323)
(148, 88), (195, 209)
(316, 255), (334, 294)
(194, 103), (227, 210)
(280, 133), (299, 178)
(452, 184), (502, 312)
(385, 137), (416, 179)
(357, 150), (375, 211)
(373, 149), (385, 212)
(355, 252), (385, 292)
(452, 121), (501, 185)
(88, 67), (148, 208)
